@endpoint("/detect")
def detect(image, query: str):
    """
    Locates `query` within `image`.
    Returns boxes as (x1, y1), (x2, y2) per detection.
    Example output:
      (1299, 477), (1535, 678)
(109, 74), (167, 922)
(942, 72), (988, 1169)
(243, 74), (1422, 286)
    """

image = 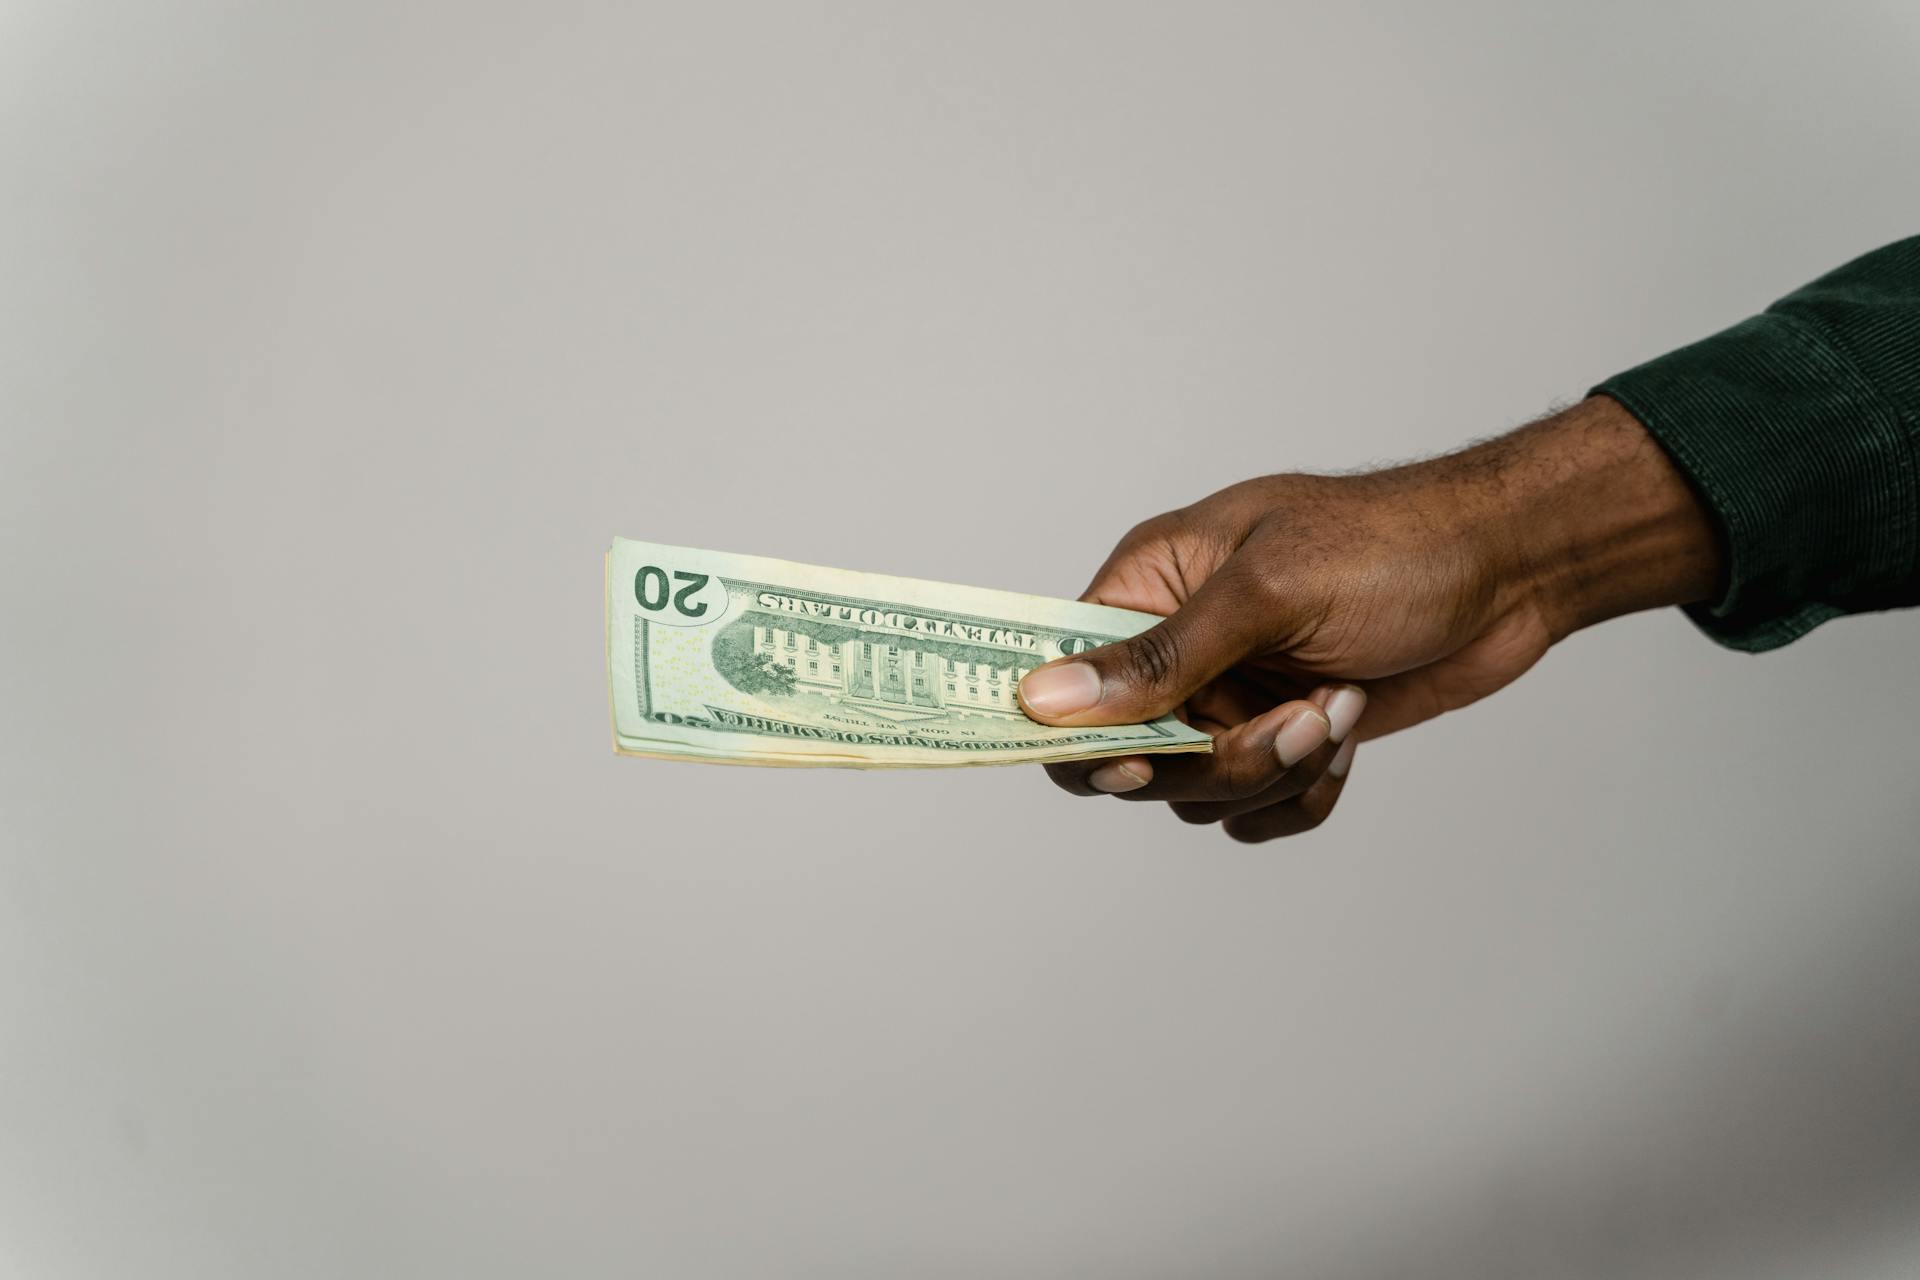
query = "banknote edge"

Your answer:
(611, 739), (1212, 769)
(608, 536), (1177, 636)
